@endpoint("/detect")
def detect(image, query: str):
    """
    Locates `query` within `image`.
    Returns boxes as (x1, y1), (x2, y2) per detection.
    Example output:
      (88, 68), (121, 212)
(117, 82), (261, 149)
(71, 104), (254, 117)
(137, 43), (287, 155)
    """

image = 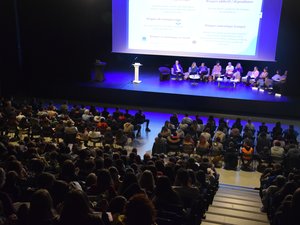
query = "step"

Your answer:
(219, 184), (259, 193)
(215, 193), (261, 203)
(208, 206), (268, 222)
(217, 187), (261, 197)
(201, 221), (222, 225)
(213, 196), (262, 207)
(212, 201), (263, 214)
(204, 213), (269, 225)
